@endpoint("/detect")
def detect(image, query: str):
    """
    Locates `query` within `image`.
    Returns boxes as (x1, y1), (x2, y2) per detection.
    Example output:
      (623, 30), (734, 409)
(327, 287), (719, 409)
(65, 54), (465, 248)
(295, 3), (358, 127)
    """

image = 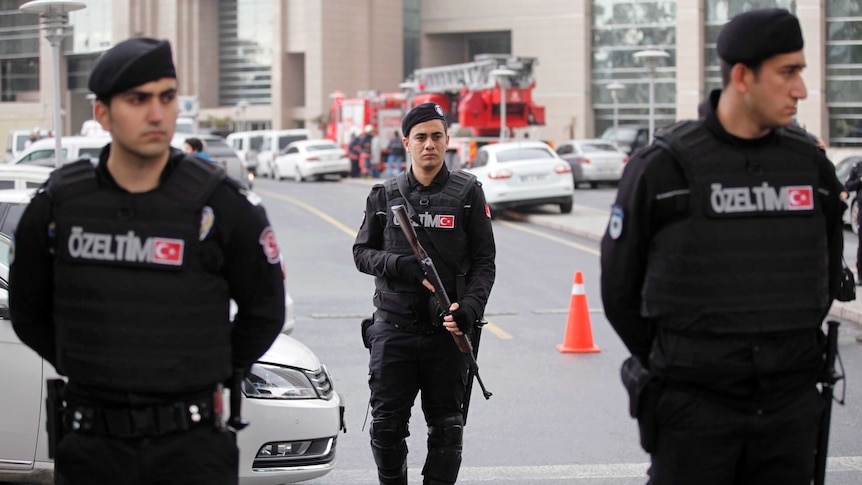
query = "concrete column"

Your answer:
(676, 0), (704, 120)
(796, 0), (828, 142)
